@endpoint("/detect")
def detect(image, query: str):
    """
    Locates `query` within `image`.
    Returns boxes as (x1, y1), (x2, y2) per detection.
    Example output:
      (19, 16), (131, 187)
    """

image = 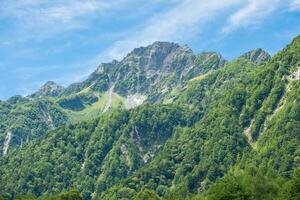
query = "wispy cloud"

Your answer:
(0, 0), (128, 41)
(221, 0), (281, 33)
(1, 0), (299, 99)
(1, 1), (103, 22)
(96, 0), (299, 64)
(97, 0), (241, 61)
(289, 0), (300, 10)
